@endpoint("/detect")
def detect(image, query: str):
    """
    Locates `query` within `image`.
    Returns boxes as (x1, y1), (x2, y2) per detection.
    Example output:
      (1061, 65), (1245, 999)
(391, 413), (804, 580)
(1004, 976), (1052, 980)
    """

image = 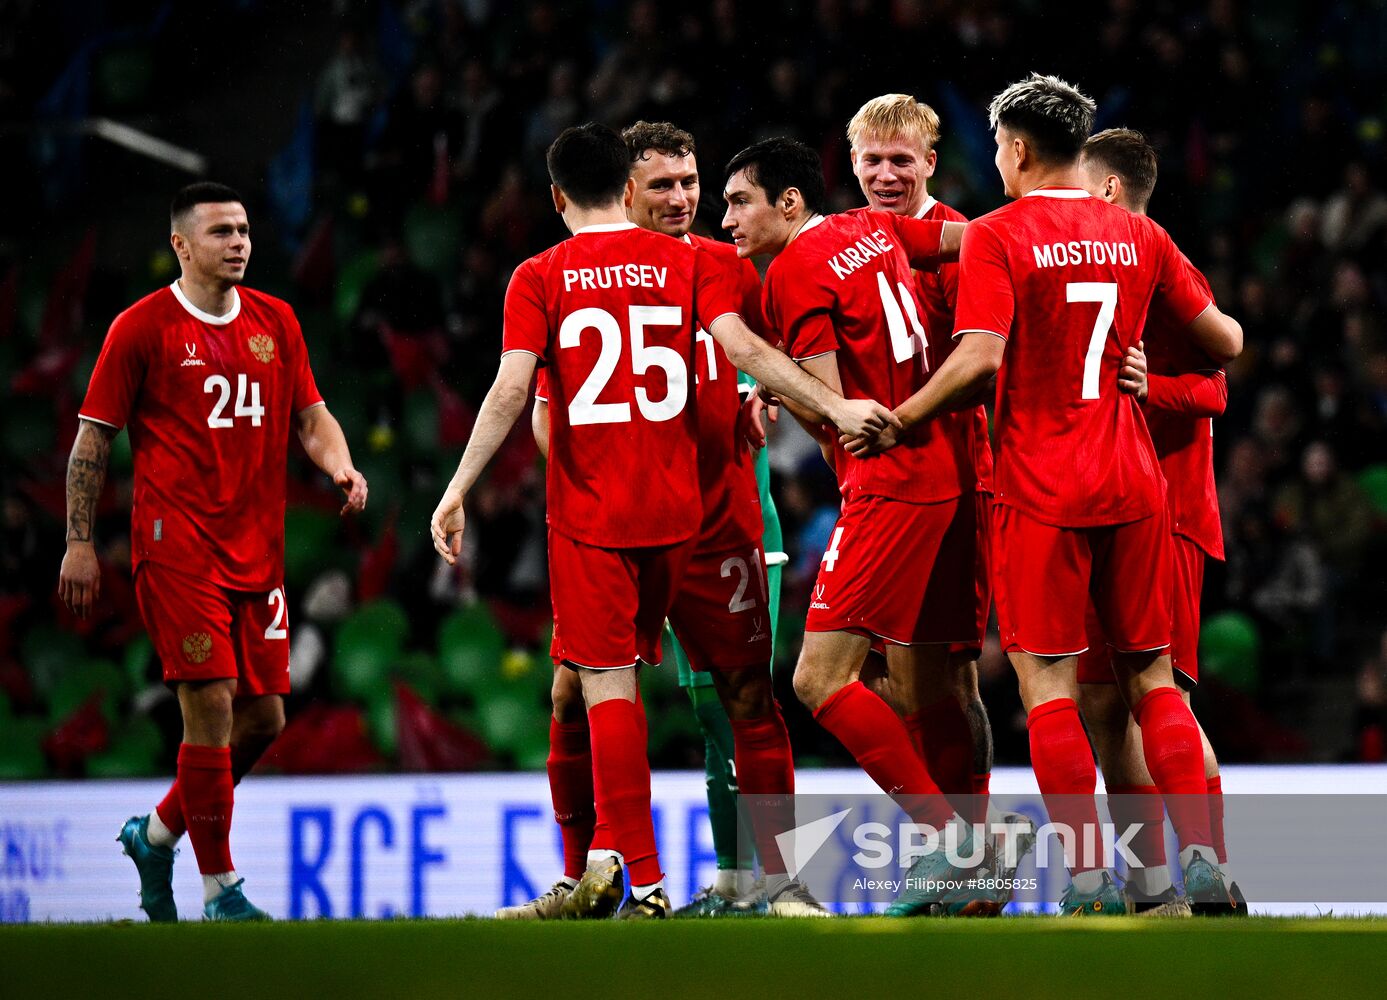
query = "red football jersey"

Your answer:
(912, 196), (993, 494)
(79, 283), (323, 591)
(953, 188), (1211, 527)
(1143, 259), (1225, 559)
(686, 233), (766, 549)
(502, 222), (740, 548)
(764, 209), (970, 504)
